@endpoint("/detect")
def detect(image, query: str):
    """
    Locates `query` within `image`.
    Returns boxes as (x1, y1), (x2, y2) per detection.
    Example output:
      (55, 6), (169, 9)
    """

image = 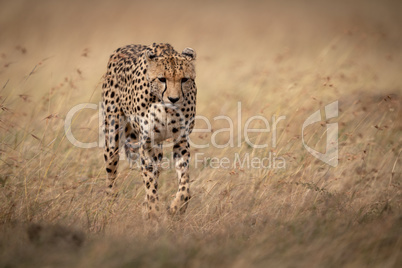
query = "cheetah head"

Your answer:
(145, 46), (196, 106)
